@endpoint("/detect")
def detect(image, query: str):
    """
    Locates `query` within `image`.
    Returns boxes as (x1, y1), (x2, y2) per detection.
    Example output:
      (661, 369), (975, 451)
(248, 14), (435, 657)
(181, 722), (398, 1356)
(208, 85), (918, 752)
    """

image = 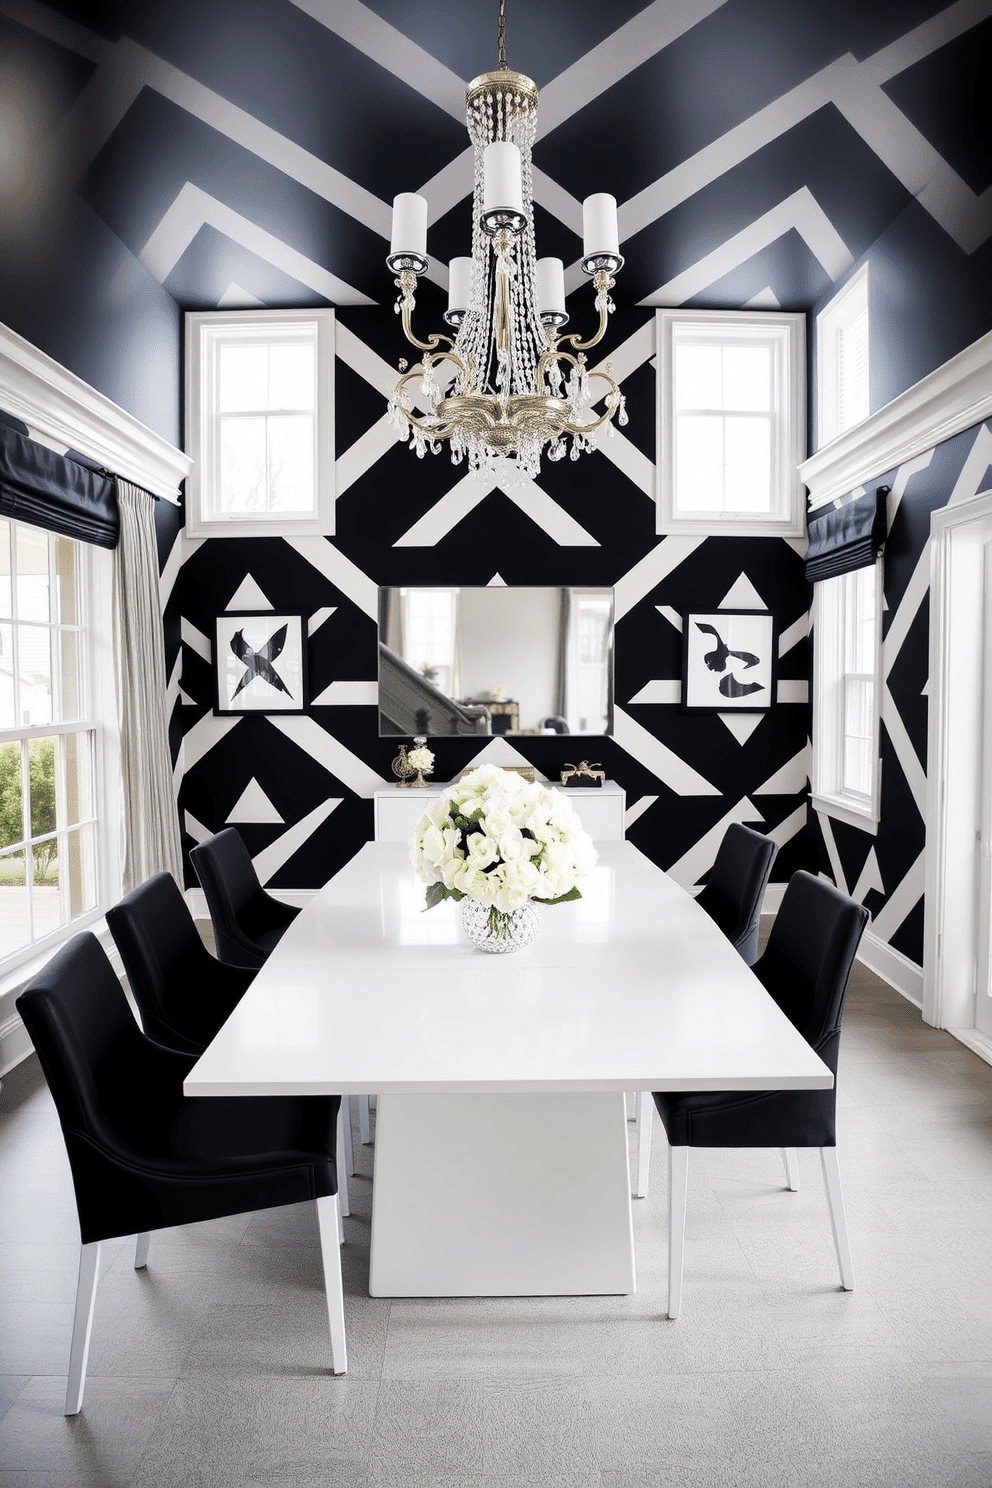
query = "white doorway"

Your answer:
(924, 489), (992, 1061)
